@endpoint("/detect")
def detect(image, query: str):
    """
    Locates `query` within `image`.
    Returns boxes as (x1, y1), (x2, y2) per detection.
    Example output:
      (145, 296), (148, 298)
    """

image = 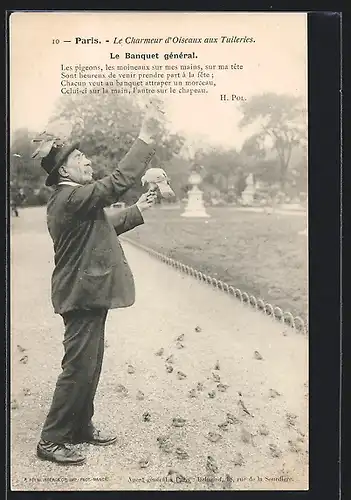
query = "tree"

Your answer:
(239, 93), (307, 190)
(10, 128), (46, 188)
(49, 93), (185, 203)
